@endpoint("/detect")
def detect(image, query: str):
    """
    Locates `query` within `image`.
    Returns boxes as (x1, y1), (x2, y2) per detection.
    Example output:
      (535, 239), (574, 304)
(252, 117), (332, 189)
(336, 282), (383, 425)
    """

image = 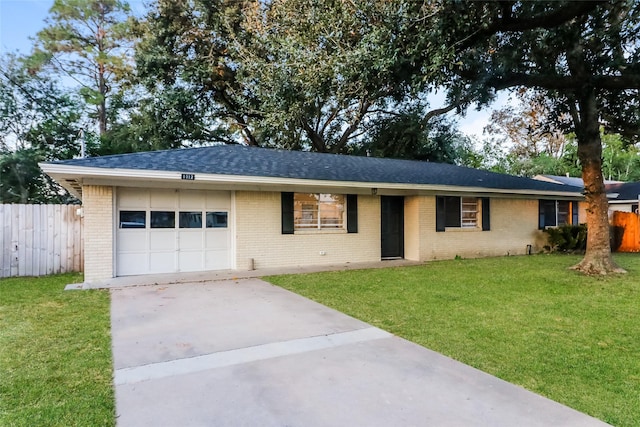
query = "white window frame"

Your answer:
(294, 193), (345, 230)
